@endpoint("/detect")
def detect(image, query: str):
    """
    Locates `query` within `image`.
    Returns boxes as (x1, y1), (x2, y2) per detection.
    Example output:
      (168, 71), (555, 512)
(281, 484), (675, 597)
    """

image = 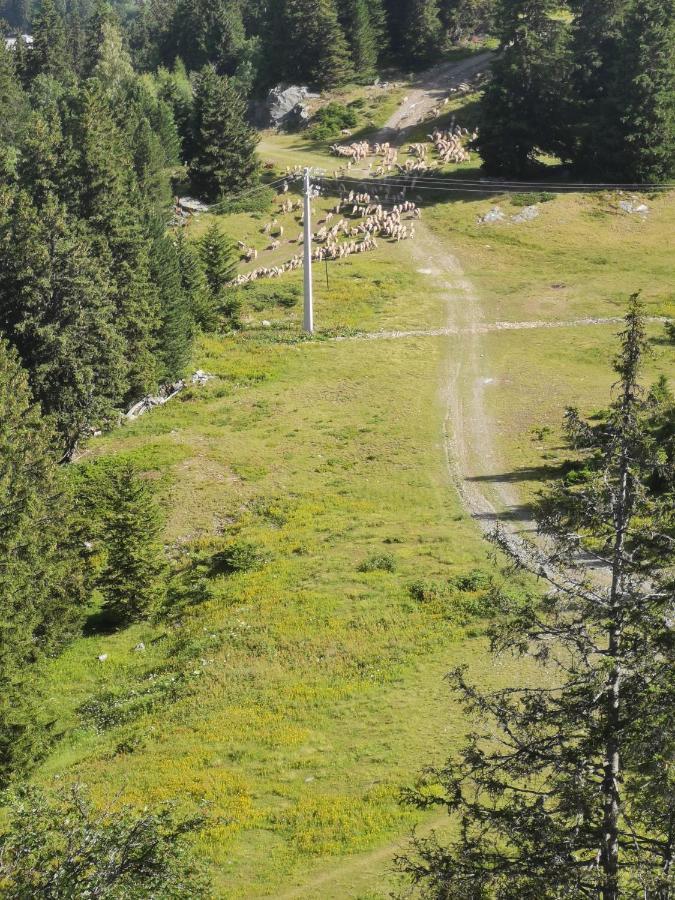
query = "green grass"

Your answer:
(27, 119), (675, 898)
(35, 240), (503, 897)
(424, 190), (675, 323)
